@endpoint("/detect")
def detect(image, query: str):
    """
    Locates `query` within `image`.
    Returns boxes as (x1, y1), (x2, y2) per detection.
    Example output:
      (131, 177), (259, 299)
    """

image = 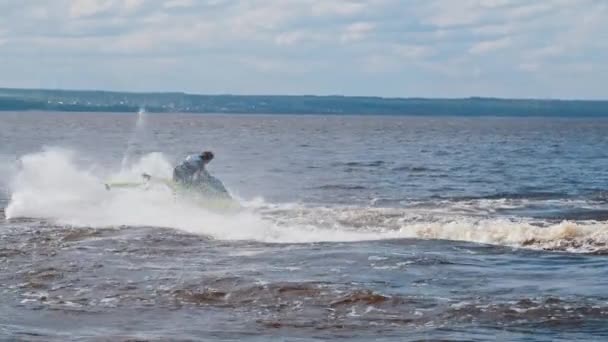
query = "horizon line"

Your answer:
(1, 86), (606, 103)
